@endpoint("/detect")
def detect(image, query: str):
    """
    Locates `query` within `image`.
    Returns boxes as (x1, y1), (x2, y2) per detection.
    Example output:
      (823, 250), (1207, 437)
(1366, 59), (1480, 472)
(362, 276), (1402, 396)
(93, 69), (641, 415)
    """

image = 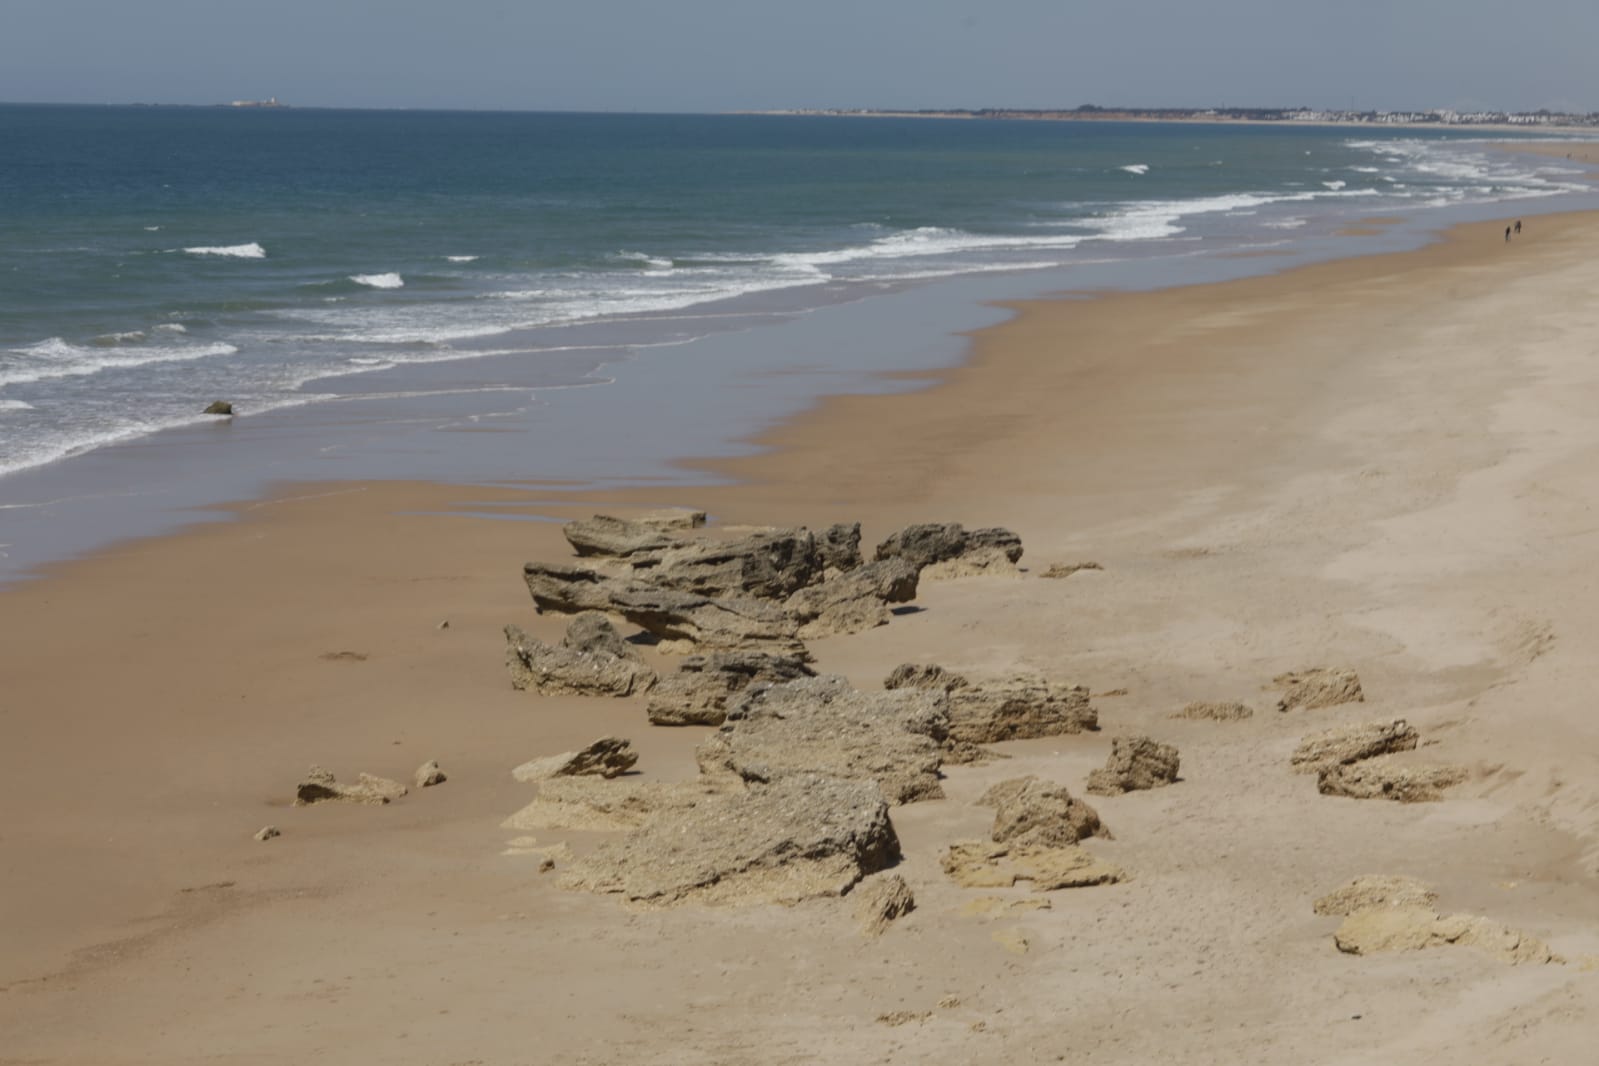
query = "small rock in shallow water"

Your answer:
(203, 400), (234, 416)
